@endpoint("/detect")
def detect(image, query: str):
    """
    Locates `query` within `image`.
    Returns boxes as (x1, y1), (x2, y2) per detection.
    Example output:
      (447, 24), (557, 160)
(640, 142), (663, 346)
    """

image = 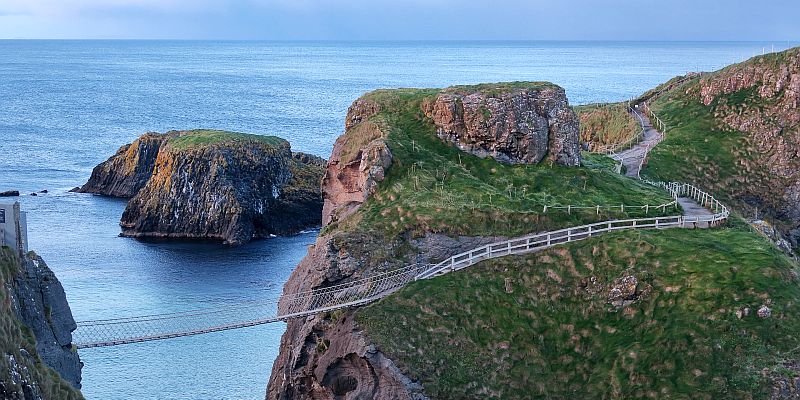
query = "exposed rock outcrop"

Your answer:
(422, 83), (581, 166)
(79, 130), (326, 245)
(1, 248), (82, 399)
(322, 99), (391, 227)
(75, 132), (166, 197)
